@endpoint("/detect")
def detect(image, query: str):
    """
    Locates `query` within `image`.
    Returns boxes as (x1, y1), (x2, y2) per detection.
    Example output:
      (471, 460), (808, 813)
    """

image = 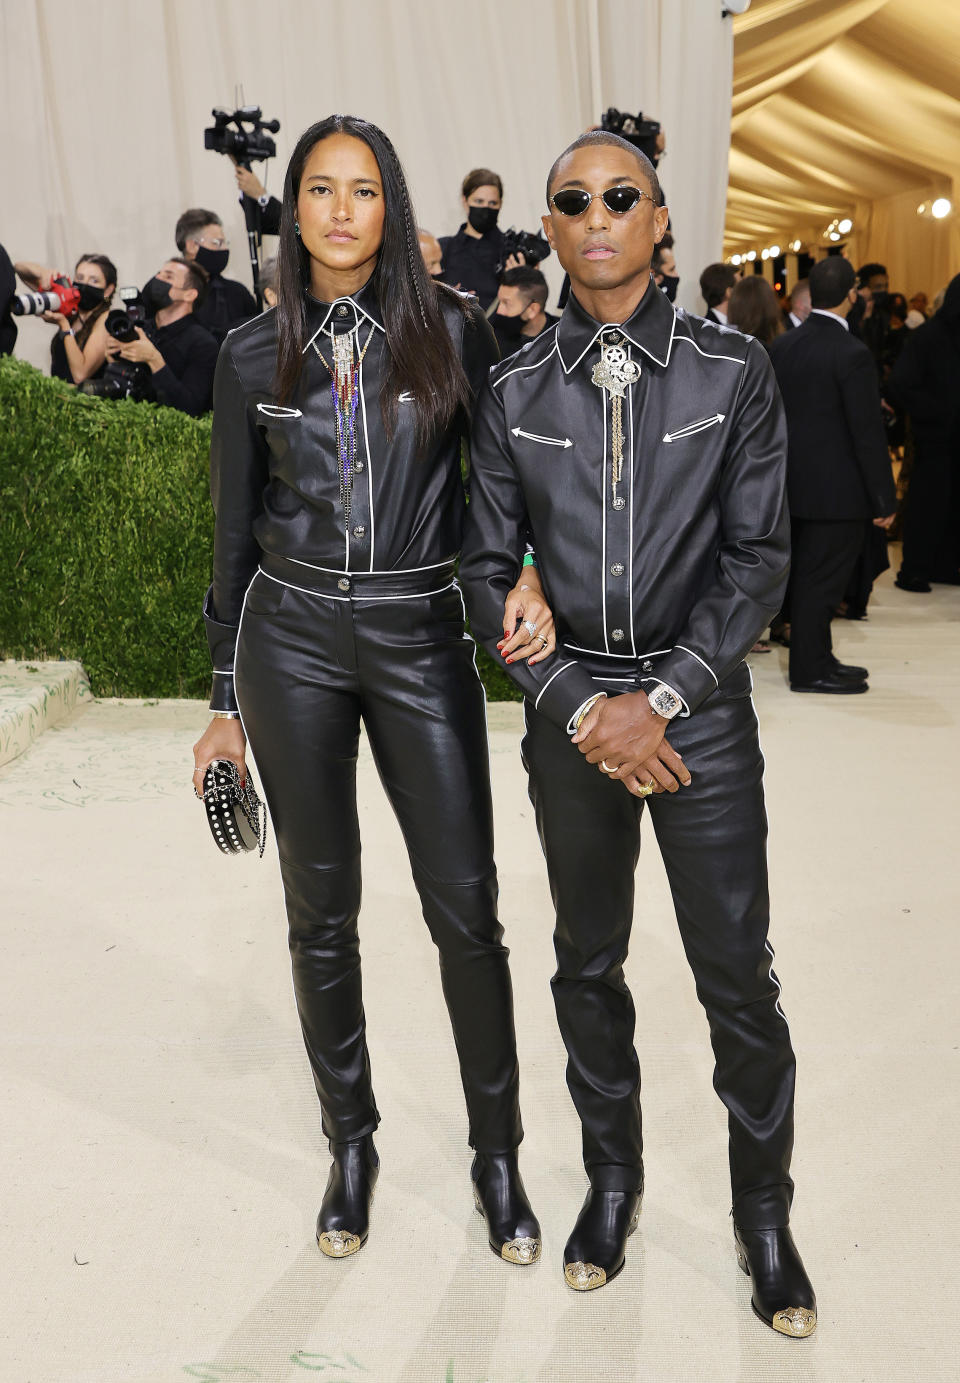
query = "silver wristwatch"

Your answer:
(647, 683), (683, 719)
